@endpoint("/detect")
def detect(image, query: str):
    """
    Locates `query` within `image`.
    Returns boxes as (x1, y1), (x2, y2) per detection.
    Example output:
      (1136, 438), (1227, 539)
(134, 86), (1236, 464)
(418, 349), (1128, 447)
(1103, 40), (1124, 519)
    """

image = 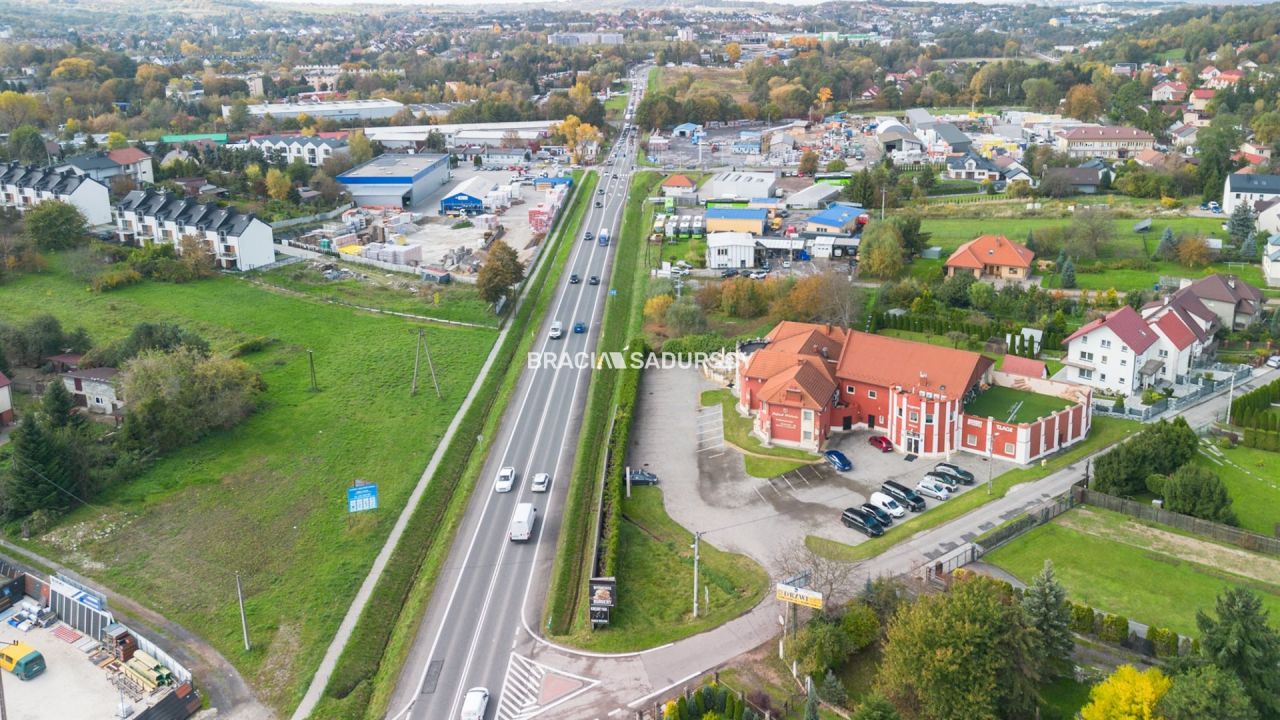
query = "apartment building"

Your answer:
(246, 135), (349, 167)
(0, 161), (112, 225)
(1054, 126), (1155, 160)
(113, 190), (274, 271)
